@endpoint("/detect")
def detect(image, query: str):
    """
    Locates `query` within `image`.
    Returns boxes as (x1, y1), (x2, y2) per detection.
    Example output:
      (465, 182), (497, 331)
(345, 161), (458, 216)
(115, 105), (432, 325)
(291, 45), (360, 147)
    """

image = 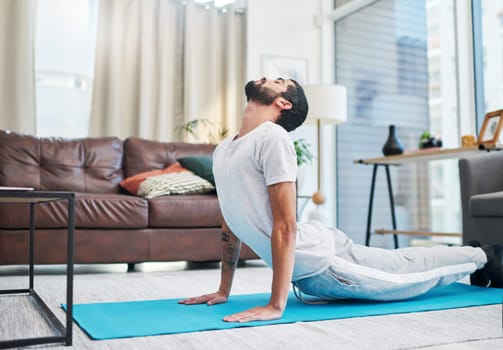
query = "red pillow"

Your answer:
(120, 162), (186, 194)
